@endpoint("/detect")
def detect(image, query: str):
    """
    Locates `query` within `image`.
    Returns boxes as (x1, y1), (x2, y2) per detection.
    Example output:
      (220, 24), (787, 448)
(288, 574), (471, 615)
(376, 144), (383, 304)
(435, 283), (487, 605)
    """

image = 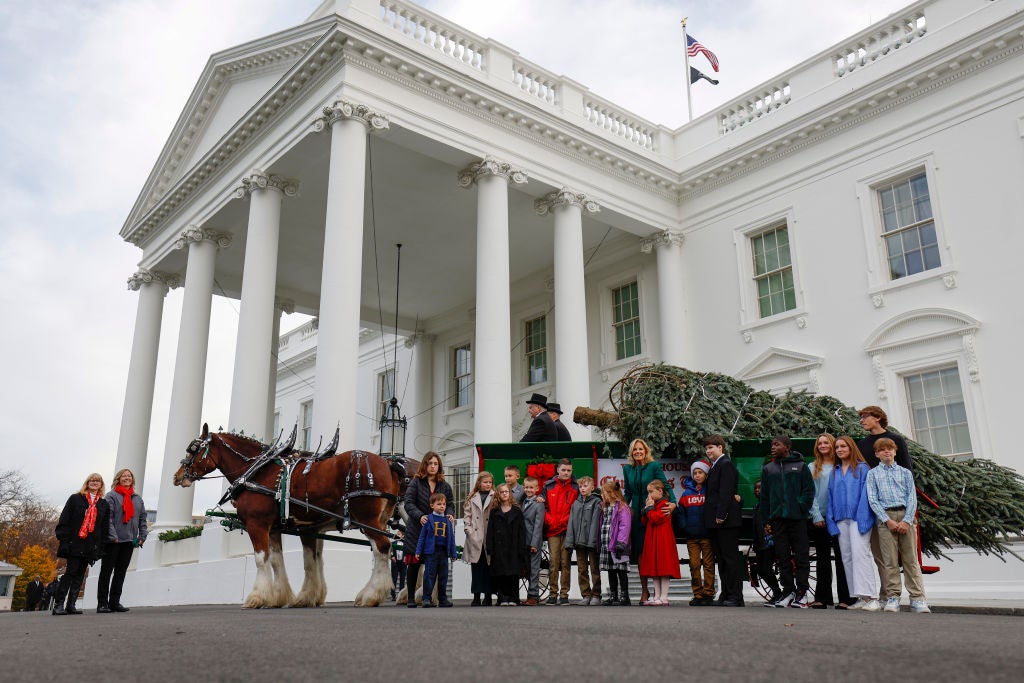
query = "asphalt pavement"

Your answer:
(3, 601), (1022, 682)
